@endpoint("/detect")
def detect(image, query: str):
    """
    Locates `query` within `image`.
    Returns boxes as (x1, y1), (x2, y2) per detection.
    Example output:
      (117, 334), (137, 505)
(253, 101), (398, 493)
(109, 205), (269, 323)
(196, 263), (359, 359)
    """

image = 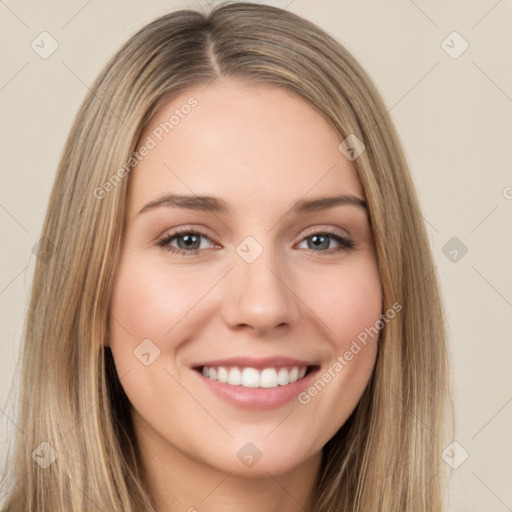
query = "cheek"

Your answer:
(108, 257), (210, 432)
(334, 274), (382, 343)
(294, 259), (382, 436)
(300, 258), (382, 345)
(110, 257), (211, 347)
